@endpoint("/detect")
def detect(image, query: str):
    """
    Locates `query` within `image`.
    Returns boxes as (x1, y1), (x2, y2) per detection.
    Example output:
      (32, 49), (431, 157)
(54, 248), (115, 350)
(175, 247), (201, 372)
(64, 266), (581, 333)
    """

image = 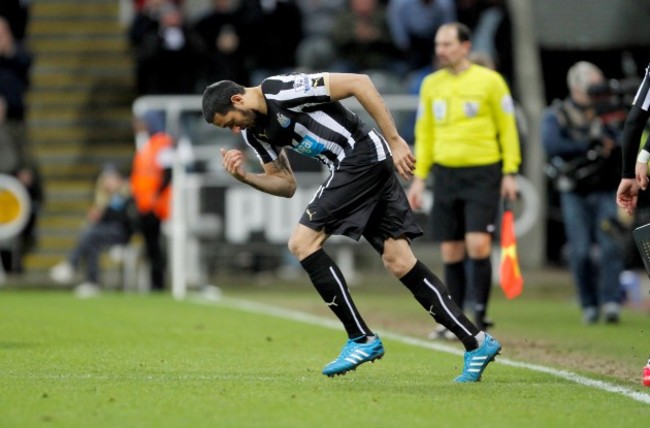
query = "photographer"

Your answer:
(541, 61), (624, 325)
